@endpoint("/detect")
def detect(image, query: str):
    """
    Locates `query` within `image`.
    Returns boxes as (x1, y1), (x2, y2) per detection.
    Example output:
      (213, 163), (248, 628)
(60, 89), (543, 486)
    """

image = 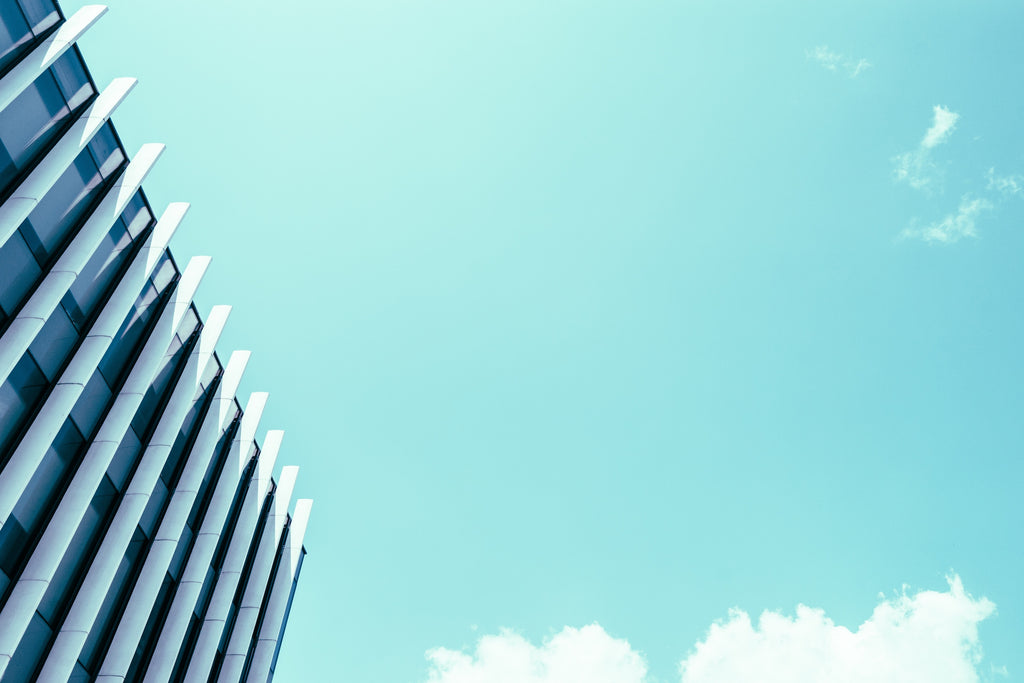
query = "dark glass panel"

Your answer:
(80, 527), (147, 671)
(87, 123), (125, 179)
(0, 3), (31, 74)
(0, 71), (68, 189)
(8, 419), (83, 567)
(61, 212), (134, 328)
(0, 567), (10, 599)
(20, 150), (101, 262)
(169, 525), (192, 580)
(0, 353), (48, 451)
(0, 231), (42, 318)
(125, 573), (175, 681)
(26, 303), (78, 379)
(68, 662), (89, 683)
(121, 192), (153, 238)
(140, 478), (169, 538)
(3, 612), (52, 683)
(200, 356), (222, 391)
(151, 253), (177, 292)
(18, 0), (58, 35)
(38, 475), (119, 623)
(0, 517), (28, 576)
(131, 334), (186, 439)
(69, 370), (113, 441)
(107, 426), (142, 492)
(97, 278), (162, 389)
(50, 47), (93, 111)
